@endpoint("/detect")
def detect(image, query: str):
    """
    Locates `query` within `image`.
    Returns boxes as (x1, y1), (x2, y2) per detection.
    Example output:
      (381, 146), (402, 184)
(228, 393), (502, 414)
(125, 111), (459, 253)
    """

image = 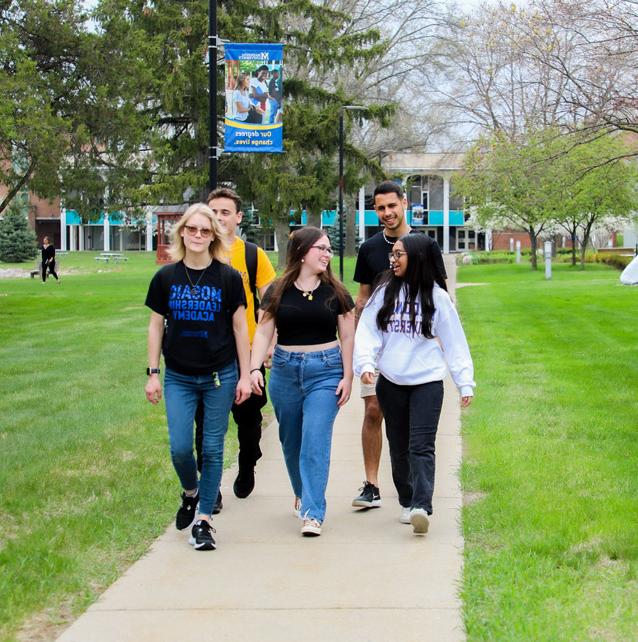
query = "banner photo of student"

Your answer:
(224, 43), (283, 153)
